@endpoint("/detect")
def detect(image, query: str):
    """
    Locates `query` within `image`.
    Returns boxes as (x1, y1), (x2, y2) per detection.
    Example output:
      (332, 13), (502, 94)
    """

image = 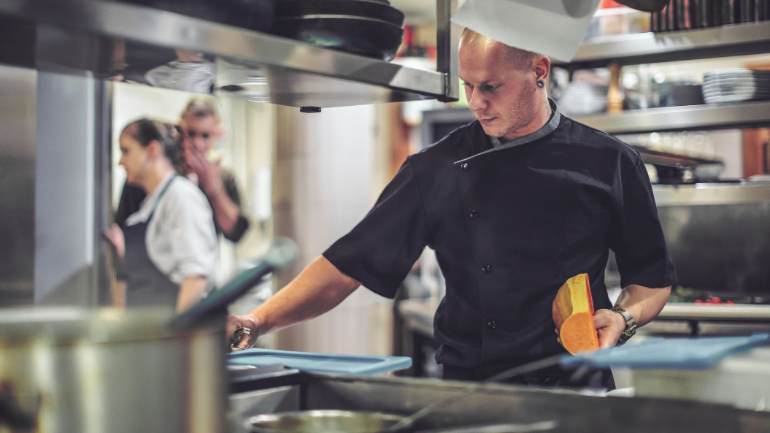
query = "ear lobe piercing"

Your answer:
(536, 79), (545, 88)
